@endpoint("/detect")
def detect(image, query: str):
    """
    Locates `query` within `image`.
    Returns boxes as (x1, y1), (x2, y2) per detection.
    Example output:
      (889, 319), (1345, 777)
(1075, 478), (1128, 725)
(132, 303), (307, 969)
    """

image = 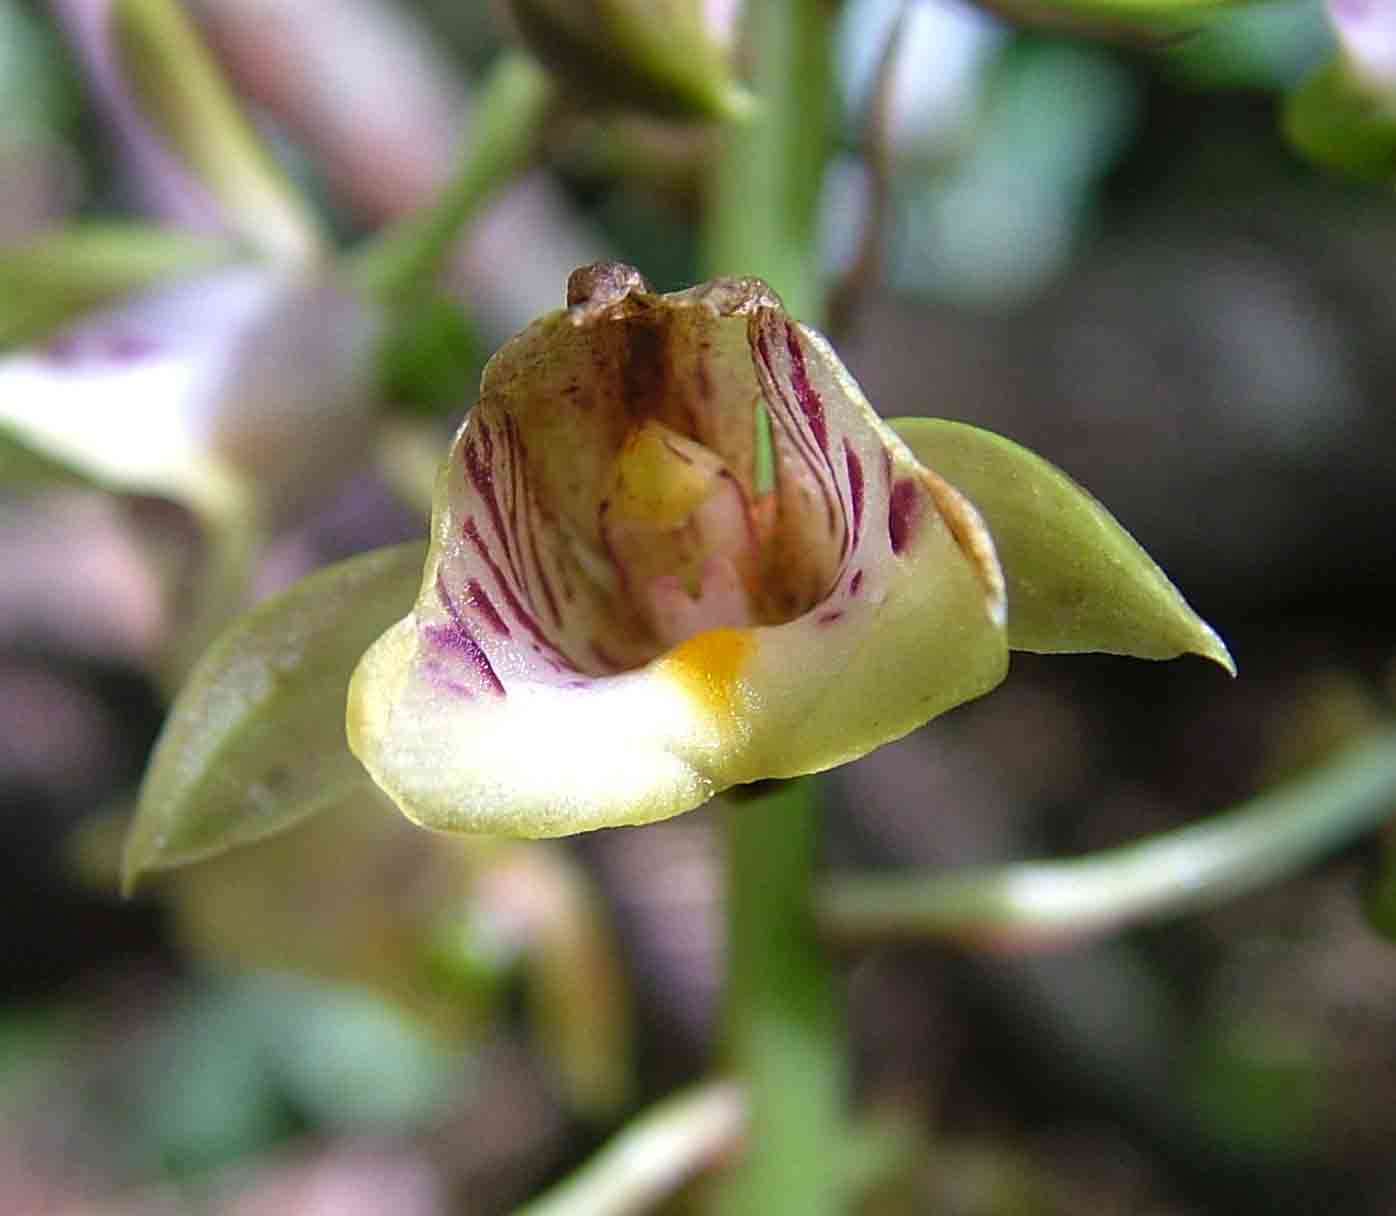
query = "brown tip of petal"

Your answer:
(567, 262), (653, 311)
(922, 468), (1007, 628)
